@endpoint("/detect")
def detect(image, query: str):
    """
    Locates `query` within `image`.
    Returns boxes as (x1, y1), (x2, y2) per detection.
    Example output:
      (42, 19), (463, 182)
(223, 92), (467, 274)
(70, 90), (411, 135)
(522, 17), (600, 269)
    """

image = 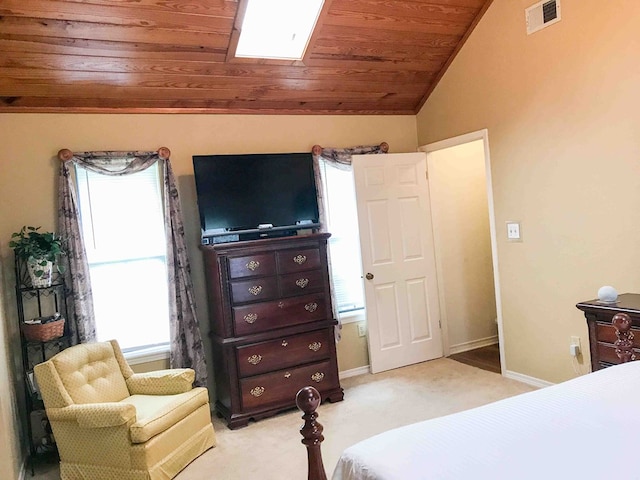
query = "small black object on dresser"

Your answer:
(202, 233), (344, 429)
(576, 293), (640, 371)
